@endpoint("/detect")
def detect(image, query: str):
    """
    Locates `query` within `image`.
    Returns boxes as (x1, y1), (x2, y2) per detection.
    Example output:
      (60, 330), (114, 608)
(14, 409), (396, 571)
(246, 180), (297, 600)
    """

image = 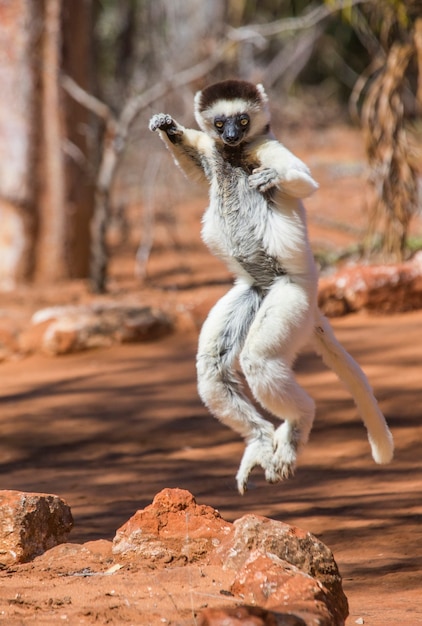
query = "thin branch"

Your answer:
(118, 40), (235, 133)
(135, 152), (162, 281)
(348, 58), (384, 122)
(227, 0), (375, 42)
(62, 138), (91, 173)
(263, 24), (323, 87)
(61, 75), (113, 123)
